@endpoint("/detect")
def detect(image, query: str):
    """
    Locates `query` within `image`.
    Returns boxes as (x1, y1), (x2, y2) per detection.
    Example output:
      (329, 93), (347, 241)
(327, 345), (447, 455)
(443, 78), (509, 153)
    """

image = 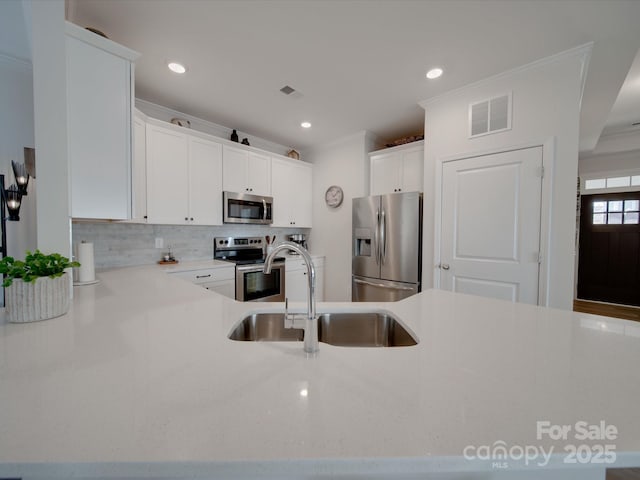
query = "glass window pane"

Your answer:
(585, 178), (606, 190)
(593, 213), (606, 224)
(608, 213), (623, 224)
(606, 176), (631, 188)
(624, 212), (639, 224)
(624, 200), (639, 212)
(632, 175), (640, 186)
(608, 201), (623, 212)
(593, 201), (607, 213)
